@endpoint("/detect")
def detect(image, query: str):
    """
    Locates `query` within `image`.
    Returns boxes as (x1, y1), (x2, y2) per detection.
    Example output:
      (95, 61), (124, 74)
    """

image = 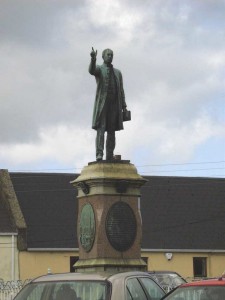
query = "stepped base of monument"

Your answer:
(74, 258), (147, 273)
